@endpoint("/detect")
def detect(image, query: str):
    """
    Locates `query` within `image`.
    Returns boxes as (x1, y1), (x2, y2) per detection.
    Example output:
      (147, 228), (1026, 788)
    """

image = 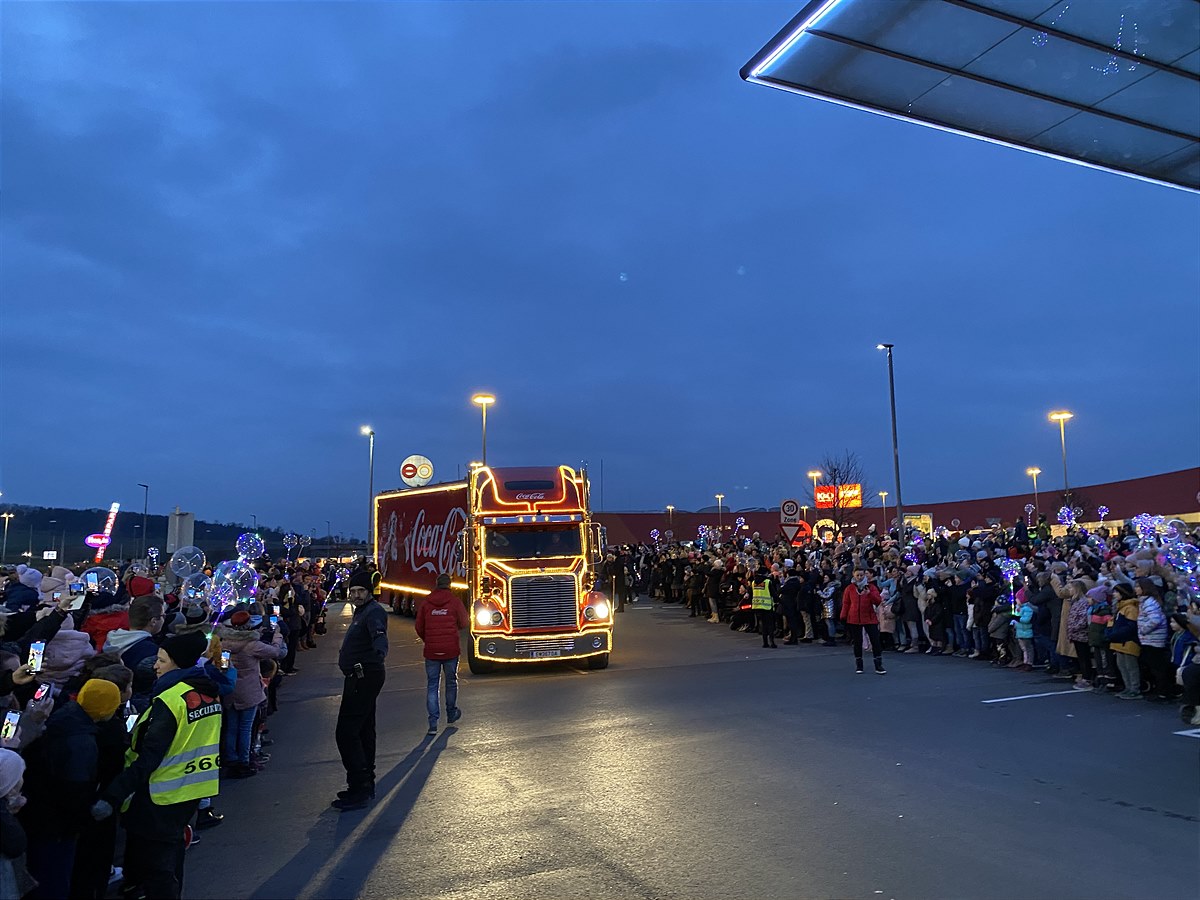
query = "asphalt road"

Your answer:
(186, 599), (1199, 900)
